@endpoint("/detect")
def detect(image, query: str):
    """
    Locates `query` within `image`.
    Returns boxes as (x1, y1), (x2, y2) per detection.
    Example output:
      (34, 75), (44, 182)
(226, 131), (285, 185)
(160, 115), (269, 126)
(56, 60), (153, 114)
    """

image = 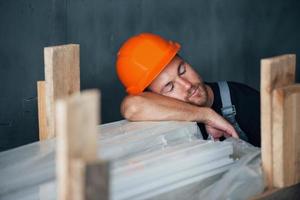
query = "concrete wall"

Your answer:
(1, 0), (300, 151)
